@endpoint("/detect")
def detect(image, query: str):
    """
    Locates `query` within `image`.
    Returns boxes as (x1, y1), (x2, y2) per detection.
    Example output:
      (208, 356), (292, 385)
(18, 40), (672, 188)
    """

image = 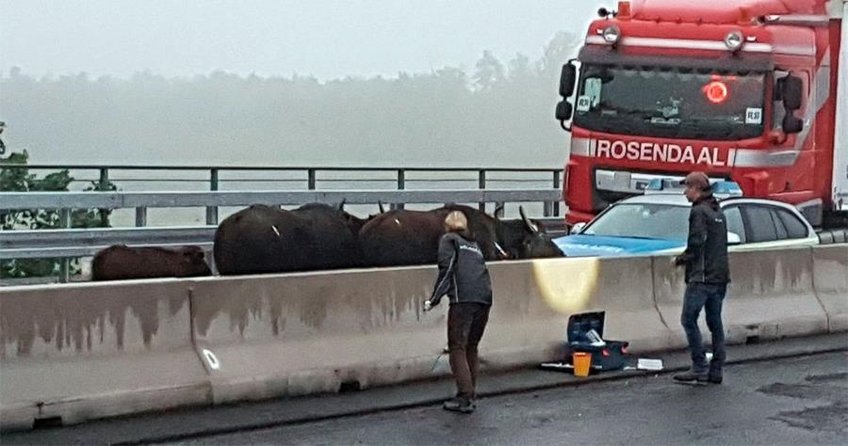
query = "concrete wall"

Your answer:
(0, 280), (210, 430)
(812, 245), (848, 331)
(654, 247), (830, 345)
(2, 244), (845, 430)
